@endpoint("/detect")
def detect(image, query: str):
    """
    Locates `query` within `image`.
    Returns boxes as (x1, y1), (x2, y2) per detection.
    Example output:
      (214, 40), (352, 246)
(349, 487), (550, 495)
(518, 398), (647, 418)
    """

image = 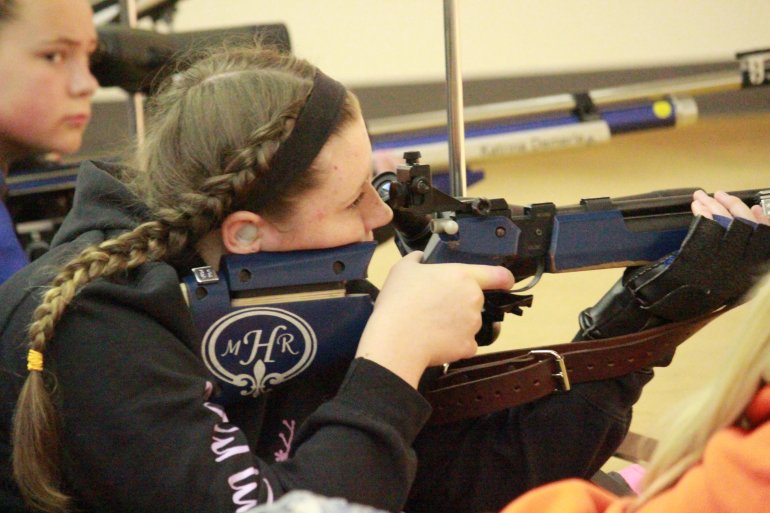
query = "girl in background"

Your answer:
(0, 0), (98, 283)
